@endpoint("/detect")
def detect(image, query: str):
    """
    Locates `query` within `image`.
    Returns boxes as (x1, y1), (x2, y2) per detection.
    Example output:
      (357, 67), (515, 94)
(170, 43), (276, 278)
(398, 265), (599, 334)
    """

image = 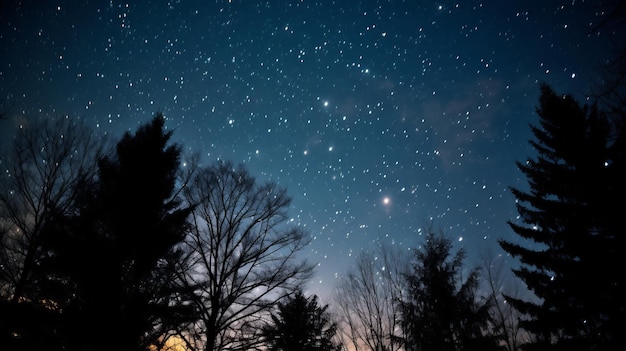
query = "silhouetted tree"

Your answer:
(42, 113), (194, 351)
(262, 290), (343, 351)
(479, 250), (527, 351)
(179, 160), (314, 351)
(499, 84), (625, 350)
(334, 244), (407, 351)
(593, 8), (626, 347)
(0, 116), (108, 349)
(0, 116), (107, 301)
(400, 228), (500, 351)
